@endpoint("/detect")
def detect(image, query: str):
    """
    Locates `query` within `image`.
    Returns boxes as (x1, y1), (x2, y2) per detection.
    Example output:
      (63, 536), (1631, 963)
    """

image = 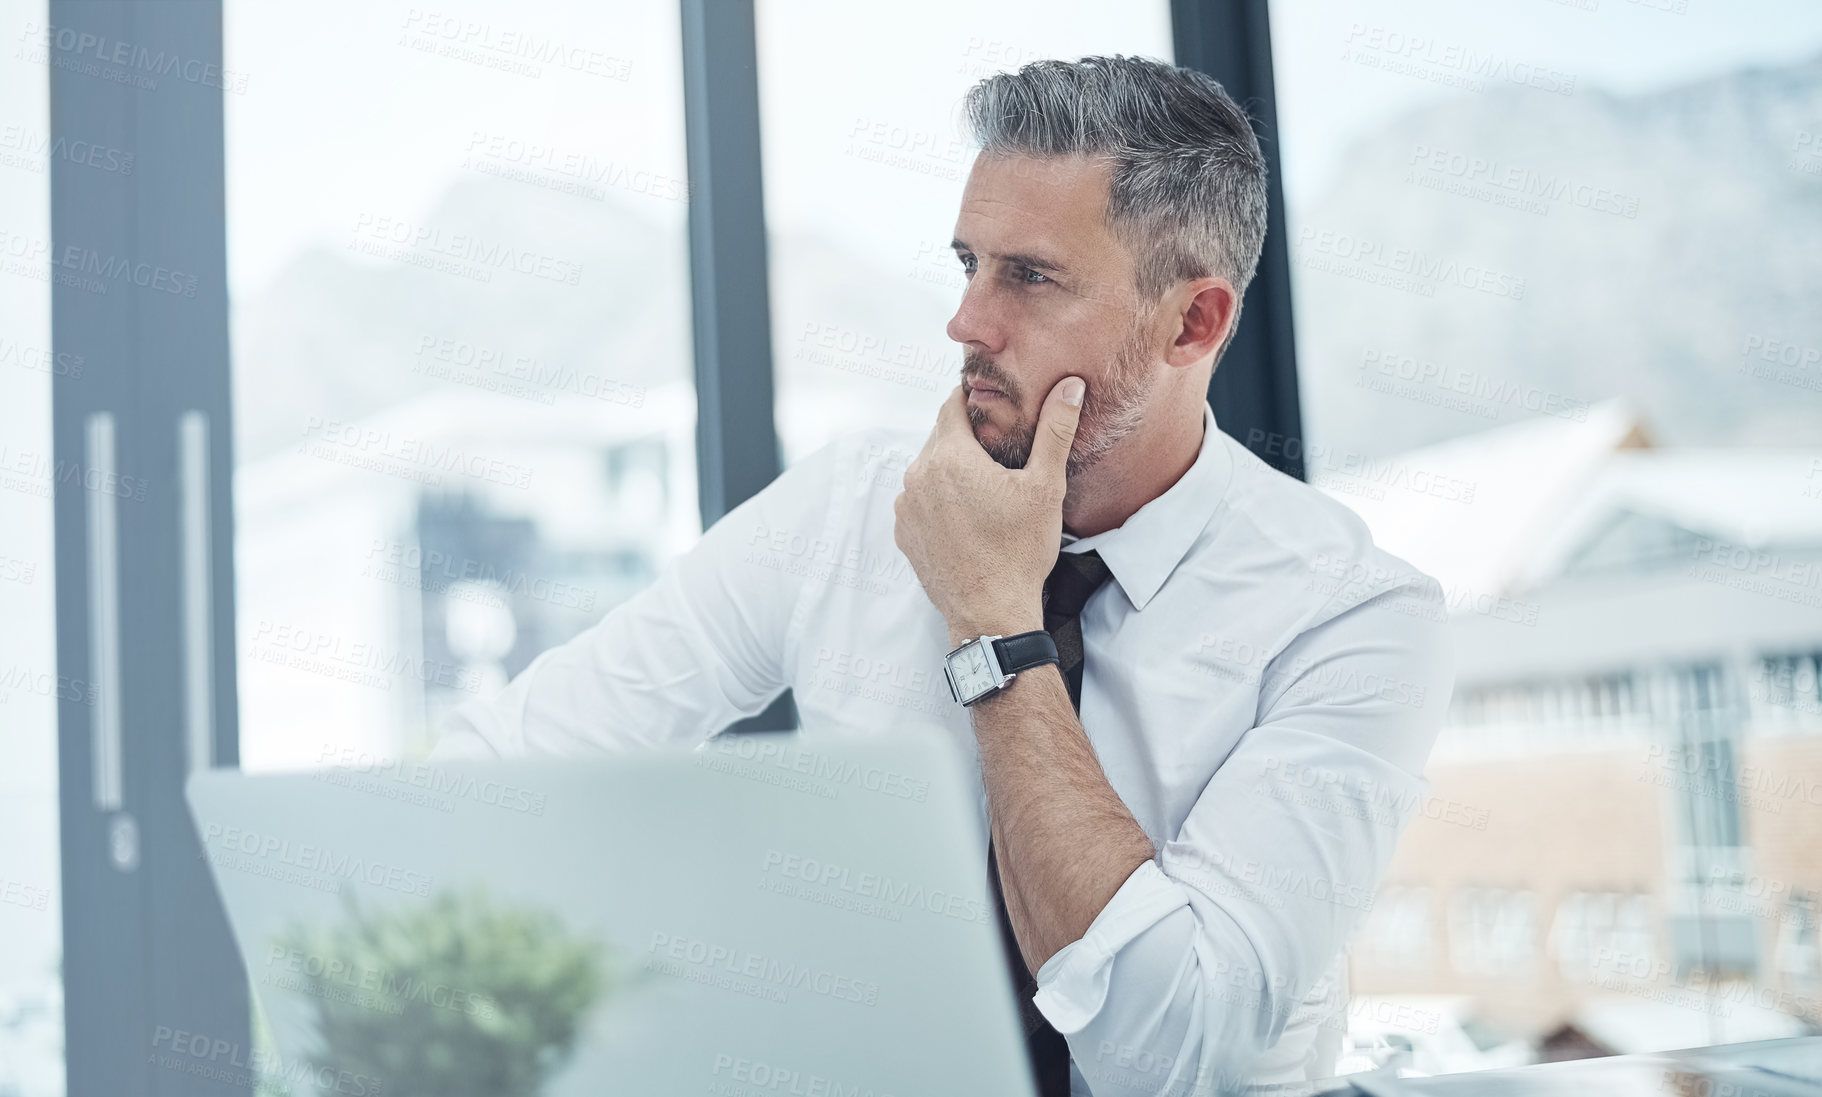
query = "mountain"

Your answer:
(1291, 51), (1822, 456)
(229, 171), (962, 466)
(231, 51), (1822, 467)
(229, 176), (694, 463)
